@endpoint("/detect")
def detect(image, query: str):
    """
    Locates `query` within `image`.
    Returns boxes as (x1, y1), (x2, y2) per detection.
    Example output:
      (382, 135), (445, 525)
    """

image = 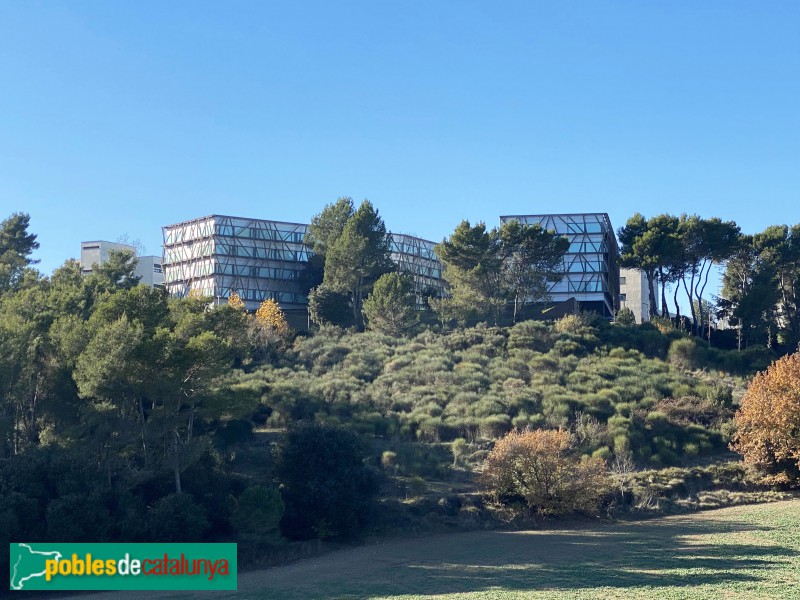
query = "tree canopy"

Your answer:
(432, 220), (567, 326)
(0, 212), (40, 292)
(731, 352), (800, 484)
(320, 200), (394, 329)
(499, 220), (569, 324)
(363, 272), (418, 336)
